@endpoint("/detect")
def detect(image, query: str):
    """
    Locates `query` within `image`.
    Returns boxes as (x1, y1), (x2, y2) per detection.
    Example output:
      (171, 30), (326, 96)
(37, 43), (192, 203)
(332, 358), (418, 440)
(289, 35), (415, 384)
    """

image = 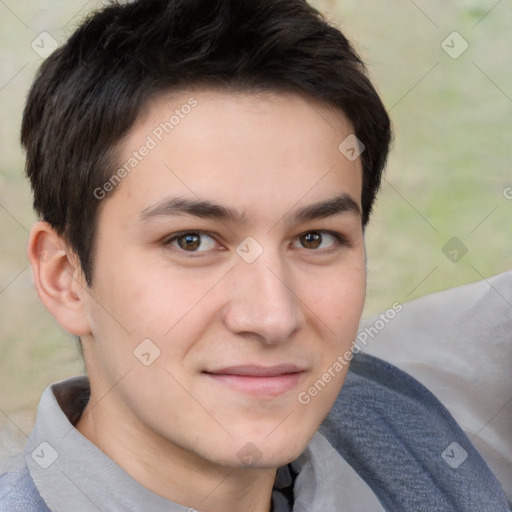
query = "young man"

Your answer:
(0, 0), (508, 511)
